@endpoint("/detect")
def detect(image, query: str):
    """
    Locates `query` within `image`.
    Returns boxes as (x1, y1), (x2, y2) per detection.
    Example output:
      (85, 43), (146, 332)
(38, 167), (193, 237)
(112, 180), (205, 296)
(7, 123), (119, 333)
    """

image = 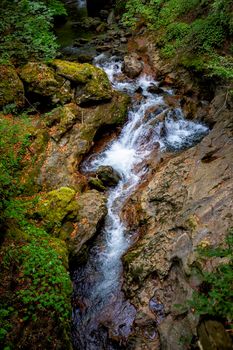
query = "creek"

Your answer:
(71, 55), (209, 349)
